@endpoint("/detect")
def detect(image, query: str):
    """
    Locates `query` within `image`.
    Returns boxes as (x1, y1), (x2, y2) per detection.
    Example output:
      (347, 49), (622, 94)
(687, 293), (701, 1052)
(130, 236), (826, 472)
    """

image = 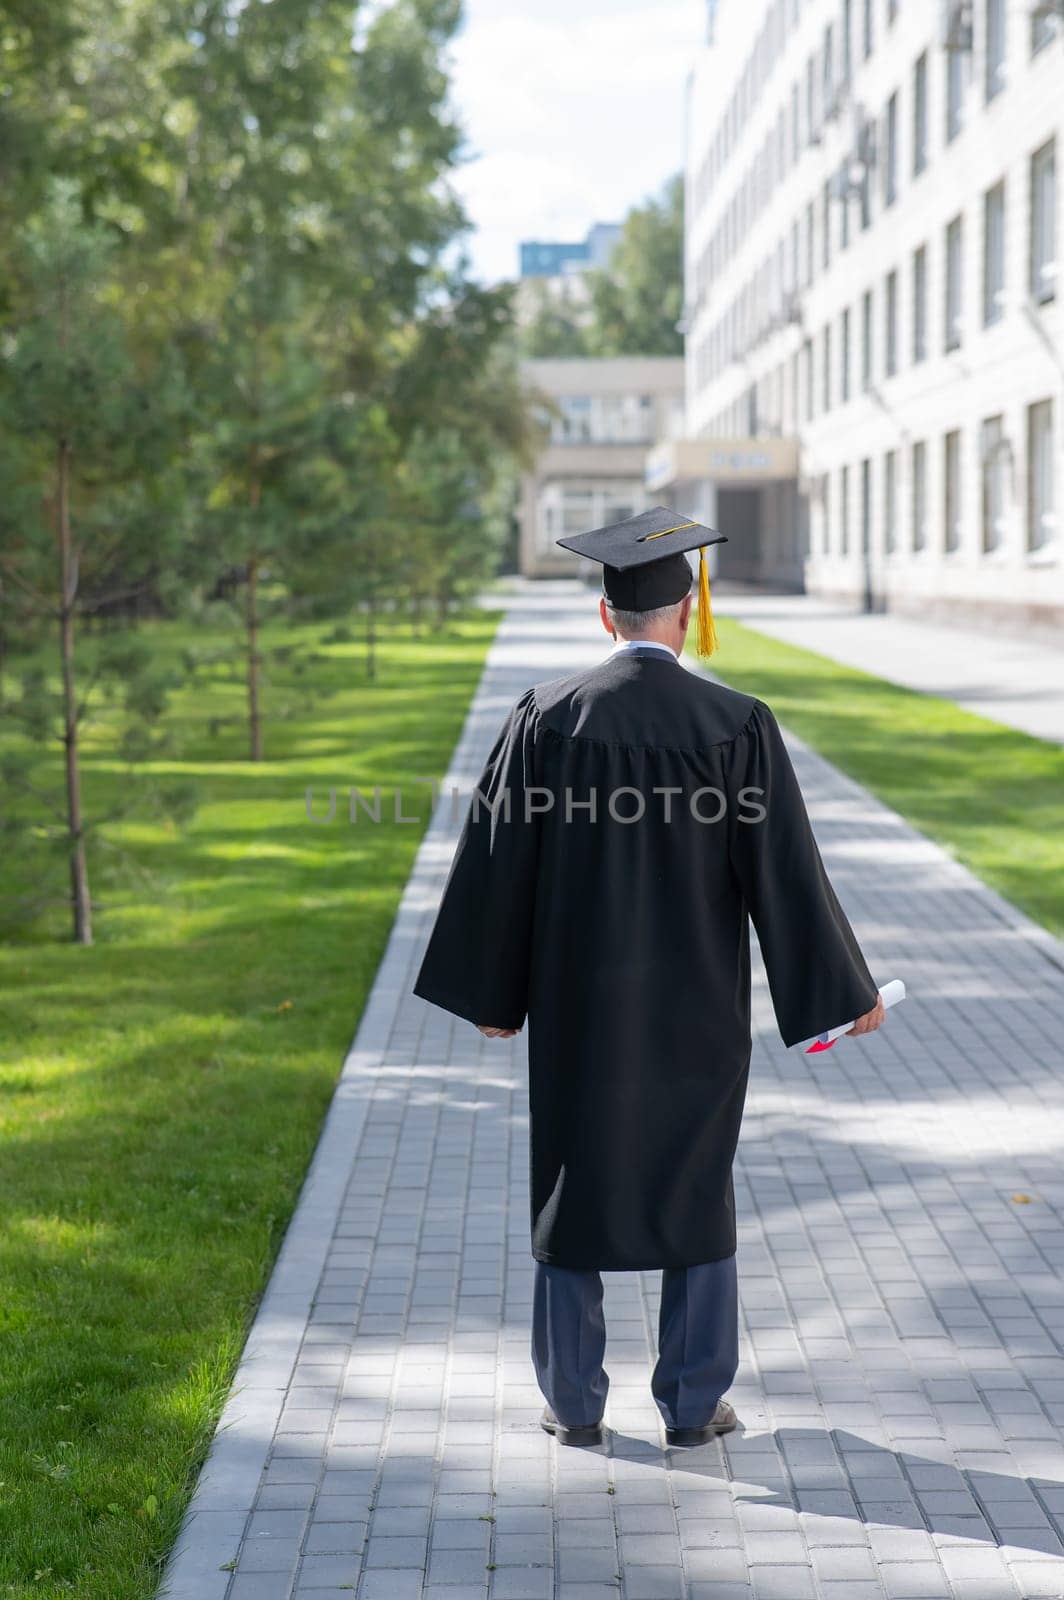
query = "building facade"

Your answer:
(684, 0), (1063, 628)
(516, 358), (685, 578)
(519, 223), (623, 279)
